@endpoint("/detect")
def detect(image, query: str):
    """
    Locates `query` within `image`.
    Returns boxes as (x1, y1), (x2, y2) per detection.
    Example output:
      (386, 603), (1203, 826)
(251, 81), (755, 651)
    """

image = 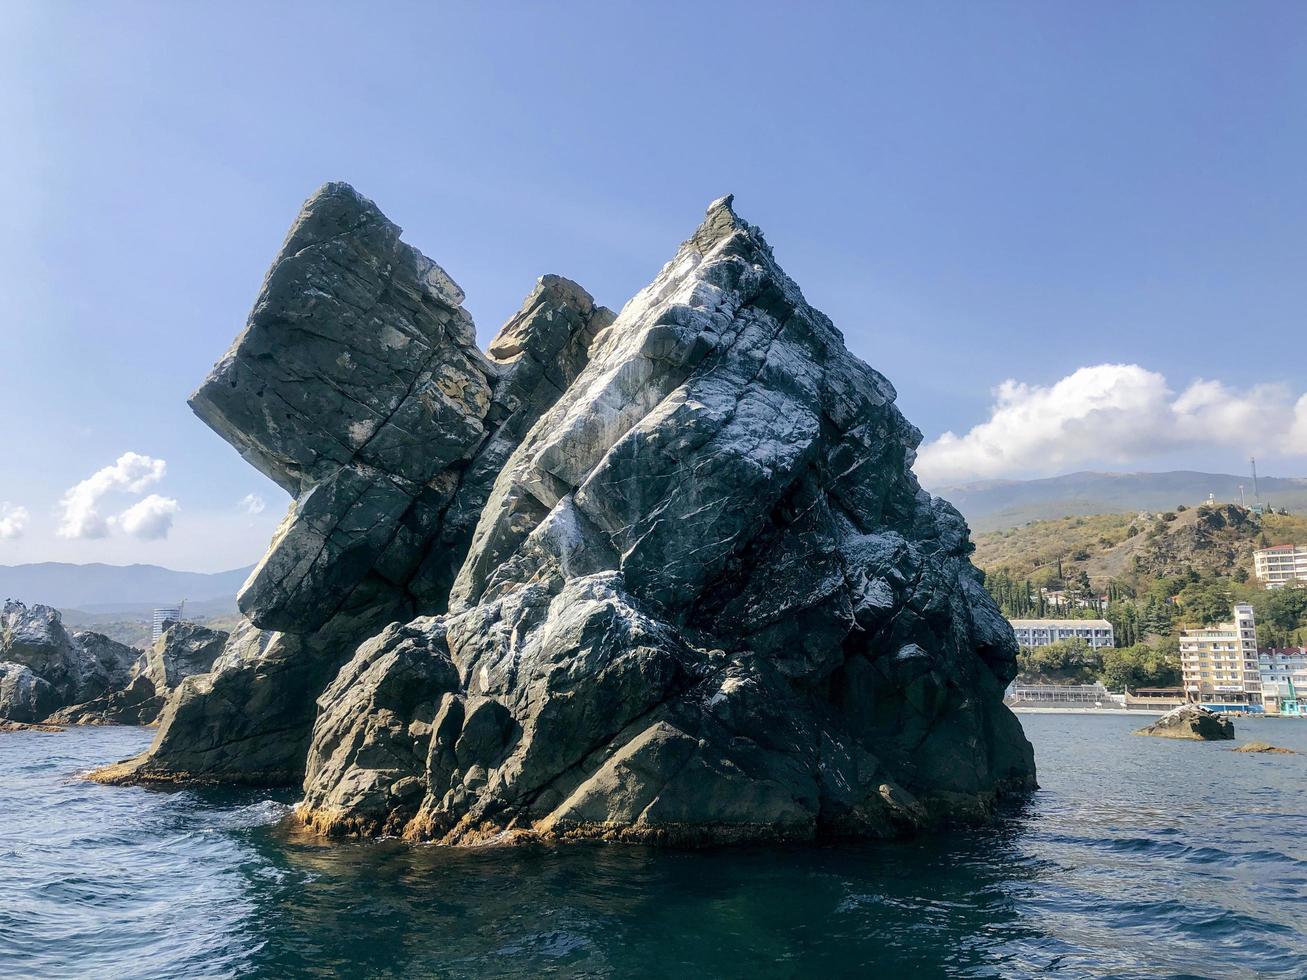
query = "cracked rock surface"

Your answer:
(93, 184), (613, 785)
(97, 184), (1034, 845)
